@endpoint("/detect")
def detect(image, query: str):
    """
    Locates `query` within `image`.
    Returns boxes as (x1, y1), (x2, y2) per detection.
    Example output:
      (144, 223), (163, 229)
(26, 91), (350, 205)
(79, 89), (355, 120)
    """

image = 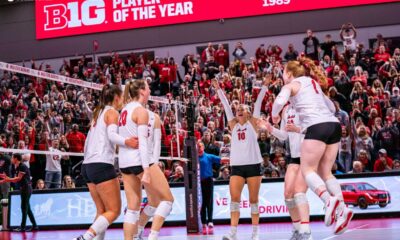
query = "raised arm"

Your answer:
(212, 79), (234, 122)
(253, 76), (270, 118)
